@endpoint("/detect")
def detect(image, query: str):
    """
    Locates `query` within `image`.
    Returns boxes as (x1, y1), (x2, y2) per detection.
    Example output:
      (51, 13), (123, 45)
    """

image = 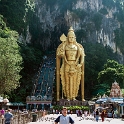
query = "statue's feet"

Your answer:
(67, 99), (70, 101)
(73, 98), (76, 101)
